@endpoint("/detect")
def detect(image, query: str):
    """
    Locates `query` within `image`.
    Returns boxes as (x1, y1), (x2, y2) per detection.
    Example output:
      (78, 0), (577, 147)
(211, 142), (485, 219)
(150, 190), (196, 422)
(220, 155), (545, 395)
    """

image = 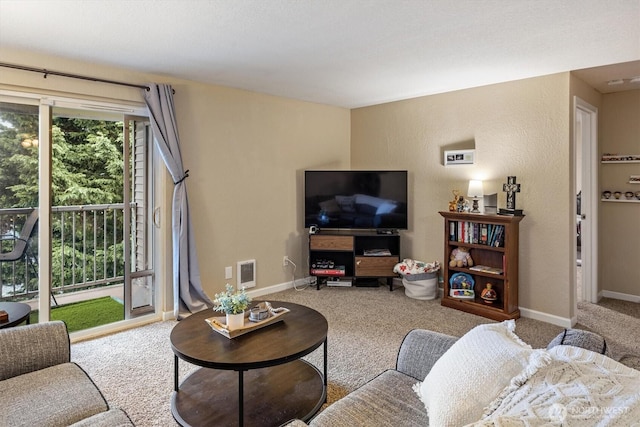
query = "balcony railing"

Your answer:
(0, 205), (129, 302)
